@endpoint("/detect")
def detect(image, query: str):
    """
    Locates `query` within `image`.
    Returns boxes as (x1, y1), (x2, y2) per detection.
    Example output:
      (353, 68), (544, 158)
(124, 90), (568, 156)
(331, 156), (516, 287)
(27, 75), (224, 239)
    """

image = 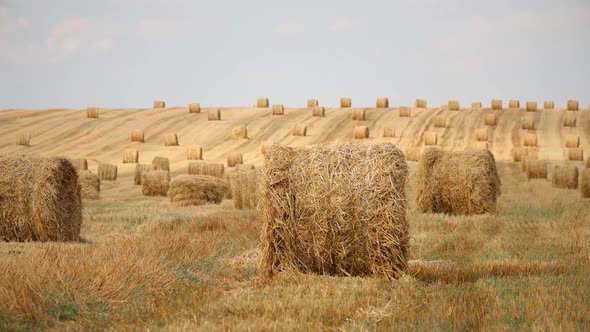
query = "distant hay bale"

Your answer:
(491, 99), (502, 110)
(257, 98), (269, 108)
(405, 147), (421, 162)
(187, 145), (202, 160)
(232, 126), (248, 140)
(122, 149), (138, 163)
(236, 164), (255, 171)
(164, 133), (179, 146)
(261, 141), (273, 155)
(353, 126), (369, 139)
(563, 113), (576, 127)
(208, 109), (221, 121)
(97, 163), (117, 181)
(312, 106), (325, 117)
(190, 162), (225, 178)
(415, 99), (427, 108)
(484, 113), (496, 126)
(526, 160), (547, 179)
(521, 117), (535, 130)
(581, 169), (590, 198)
(0, 154), (82, 241)
(130, 129), (145, 143)
(509, 100), (520, 109)
(544, 101), (554, 109)
(227, 152), (243, 167)
(79, 170), (100, 200)
(448, 100), (460, 111)
(565, 135), (580, 148)
(271, 104), (284, 115)
(340, 97), (352, 108)
(424, 132), (437, 146)
(568, 148), (584, 161)
(551, 165), (578, 189)
(141, 170), (170, 196)
(292, 124), (307, 136)
(259, 142), (409, 279)
(586, 158), (590, 168)
(382, 127), (395, 138)
(352, 109), (366, 120)
(154, 100), (165, 109)
(526, 101), (537, 112)
(307, 99), (318, 108)
(206, 163), (224, 178)
(134, 164), (152, 185)
(475, 128), (489, 142)
(567, 99), (579, 111)
(512, 148), (528, 162)
(189, 102), (201, 113)
(16, 133), (30, 146)
(523, 133), (538, 147)
(152, 156), (170, 171)
(521, 156), (538, 172)
(472, 102), (482, 110)
(399, 106), (411, 117)
(416, 148), (500, 215)
(86, 107), (99, 119)
(433, 116), (446, 128)
(376, 97), (389, 108)
(230, 169), (259, 210)
(71, 158), (88, 171)
(169, 175), (228, 206)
